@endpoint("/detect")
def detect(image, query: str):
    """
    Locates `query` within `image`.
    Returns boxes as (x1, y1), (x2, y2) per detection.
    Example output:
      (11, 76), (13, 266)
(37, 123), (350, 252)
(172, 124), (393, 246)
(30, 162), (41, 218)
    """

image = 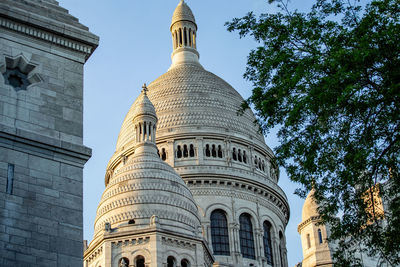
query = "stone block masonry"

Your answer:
(0, 0), (98, 266)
